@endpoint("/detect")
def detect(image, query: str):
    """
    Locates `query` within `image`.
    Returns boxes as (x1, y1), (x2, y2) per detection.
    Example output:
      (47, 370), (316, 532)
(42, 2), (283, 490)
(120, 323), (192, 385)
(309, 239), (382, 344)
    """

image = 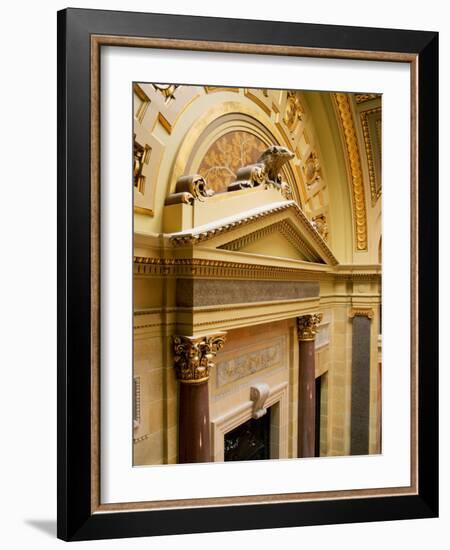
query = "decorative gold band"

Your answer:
(178, 376), (210, 385)
(134, 206), (154, 217)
